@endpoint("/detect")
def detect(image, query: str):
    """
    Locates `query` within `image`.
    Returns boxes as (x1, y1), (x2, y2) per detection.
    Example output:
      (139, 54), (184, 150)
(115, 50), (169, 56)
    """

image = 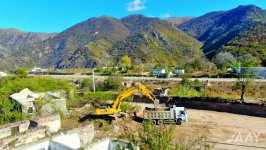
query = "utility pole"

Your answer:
(141, 64), (144, 81)
(92, 68), (96, 93)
